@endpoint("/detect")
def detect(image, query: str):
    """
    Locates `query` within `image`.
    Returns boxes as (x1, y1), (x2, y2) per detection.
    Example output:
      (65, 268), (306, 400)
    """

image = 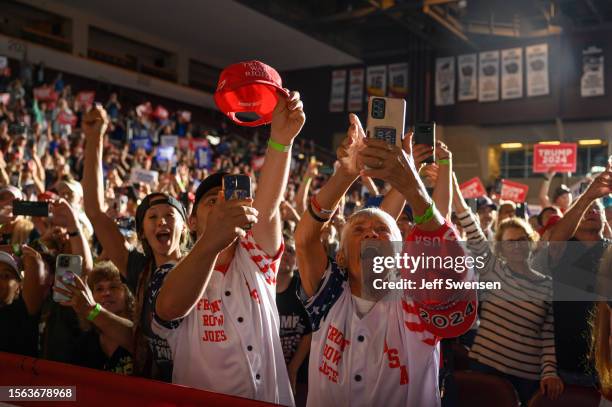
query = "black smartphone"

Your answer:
(515, 203), (526, 219)
(9, 171), (20, 188)
(413, 122), (436, 163)
(223, 175), (252, 201)
(13, 200), (49, 217)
